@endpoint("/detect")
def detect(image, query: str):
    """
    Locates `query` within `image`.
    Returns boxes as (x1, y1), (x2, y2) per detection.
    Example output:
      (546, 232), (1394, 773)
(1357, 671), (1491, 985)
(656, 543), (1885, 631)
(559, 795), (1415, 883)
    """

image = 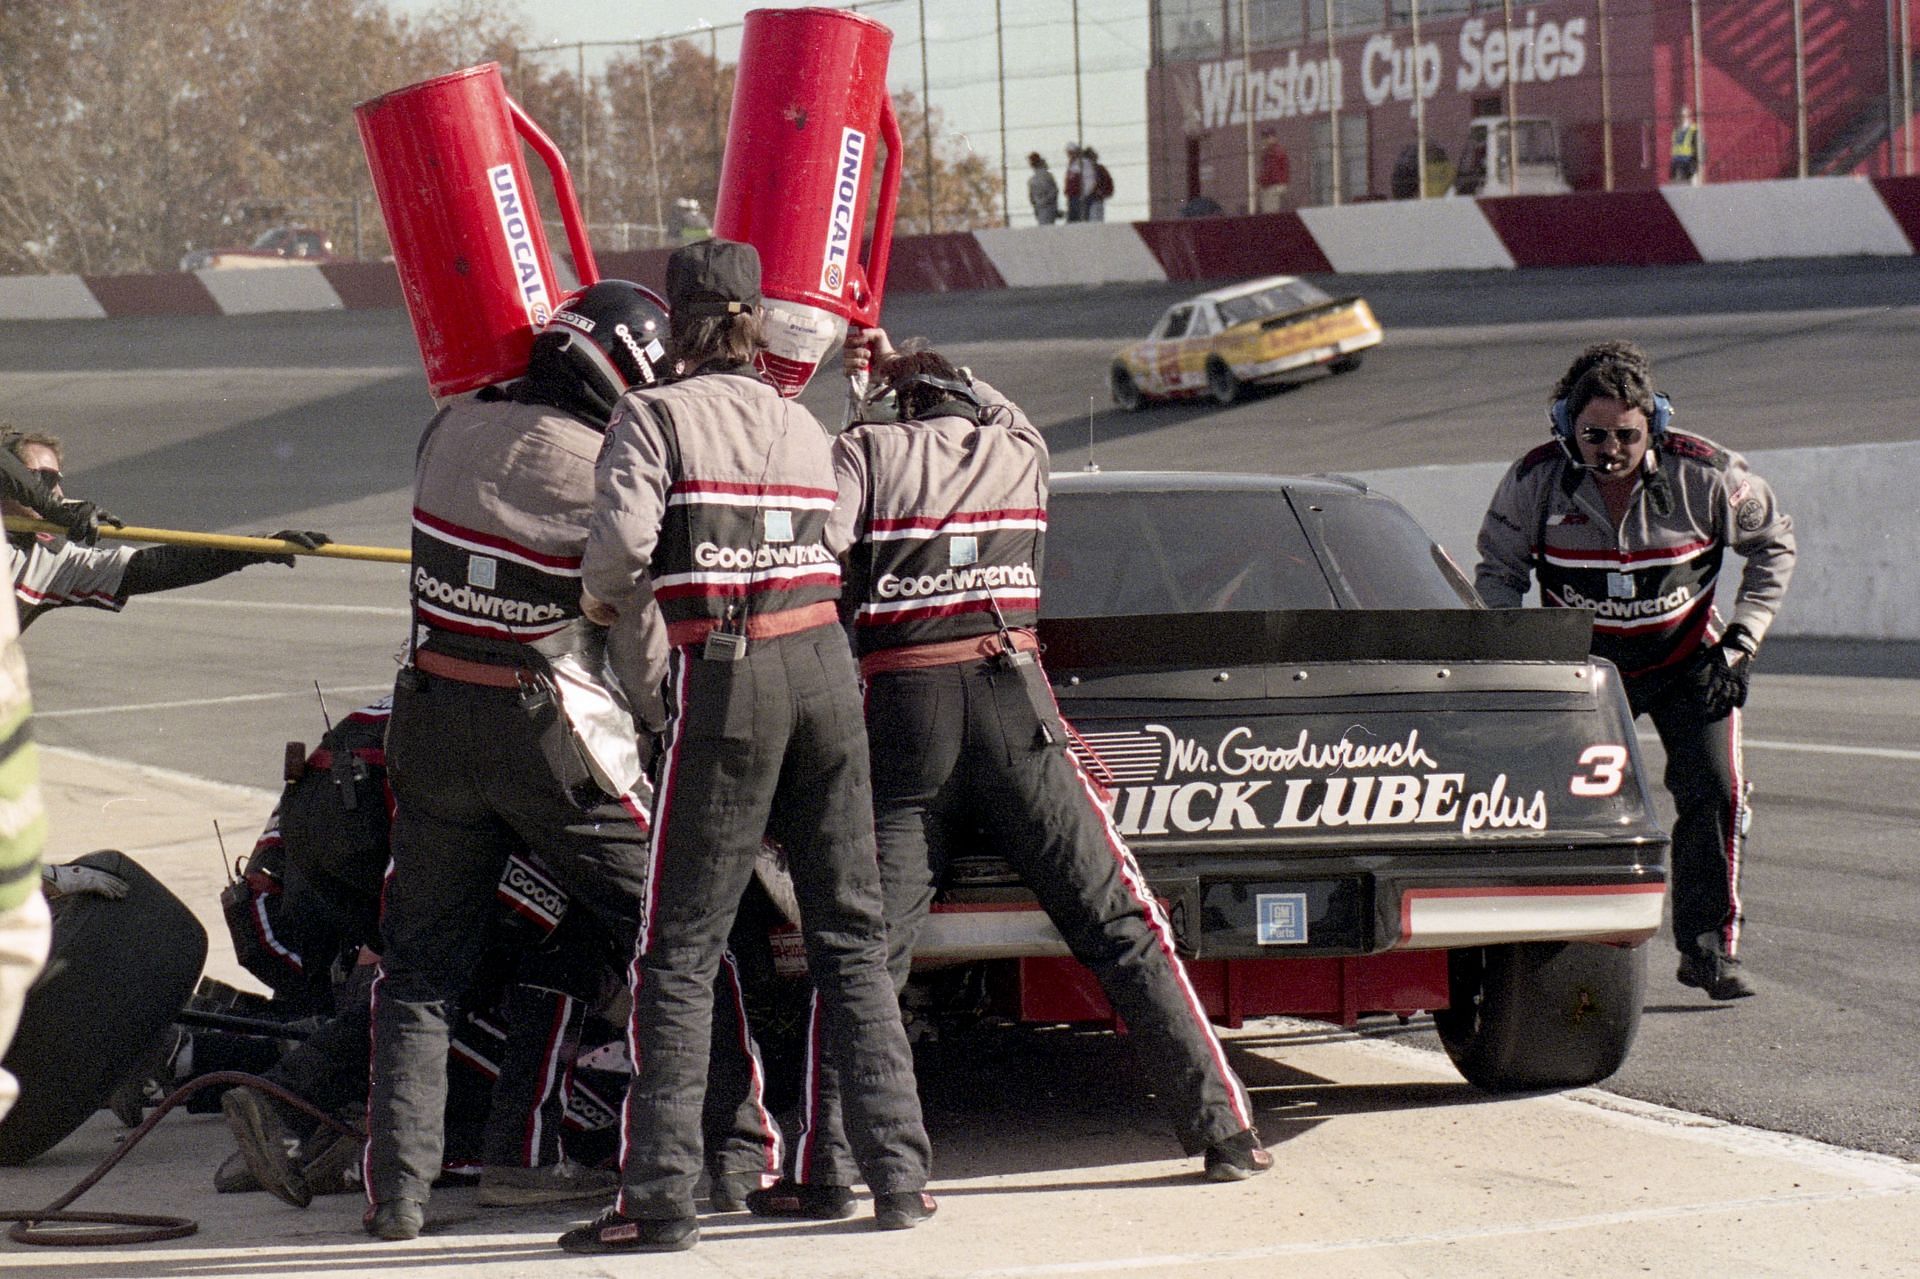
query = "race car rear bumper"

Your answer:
(916, 869), (1665, 962)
